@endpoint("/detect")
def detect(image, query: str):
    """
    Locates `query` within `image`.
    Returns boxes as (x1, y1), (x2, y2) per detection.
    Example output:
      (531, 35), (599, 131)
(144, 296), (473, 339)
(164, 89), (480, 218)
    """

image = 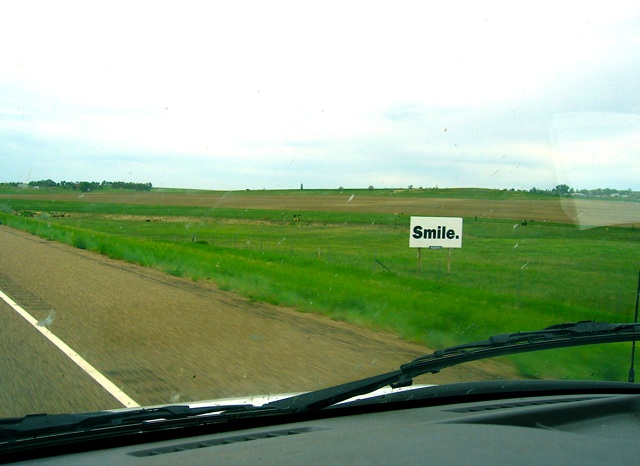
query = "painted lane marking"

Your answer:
(0, 289), (140, 408)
